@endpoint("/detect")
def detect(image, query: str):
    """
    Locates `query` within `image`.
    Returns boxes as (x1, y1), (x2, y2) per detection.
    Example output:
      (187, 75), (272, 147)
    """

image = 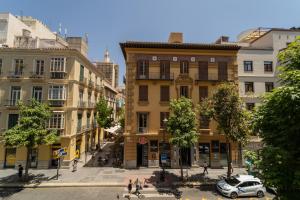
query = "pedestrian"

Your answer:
(18, 164), (23, 179)
(72, 159), (78, 172)
(203, 161), (208, 174)
(127, 179), (132, 194)
(134, 178), (141, 195)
